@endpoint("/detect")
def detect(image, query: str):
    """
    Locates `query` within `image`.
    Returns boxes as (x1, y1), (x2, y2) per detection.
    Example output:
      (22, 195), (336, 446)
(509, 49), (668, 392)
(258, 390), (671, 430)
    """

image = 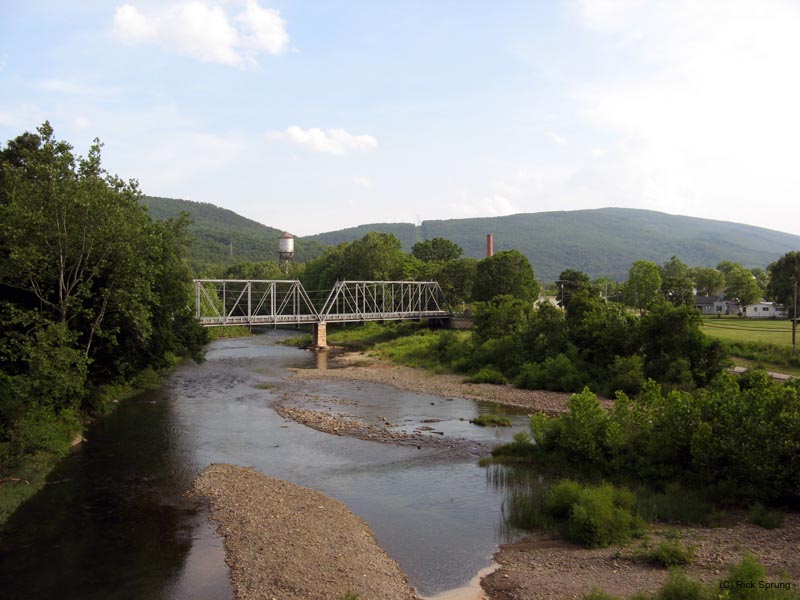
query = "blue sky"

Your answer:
(2, 0), (800, 237)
